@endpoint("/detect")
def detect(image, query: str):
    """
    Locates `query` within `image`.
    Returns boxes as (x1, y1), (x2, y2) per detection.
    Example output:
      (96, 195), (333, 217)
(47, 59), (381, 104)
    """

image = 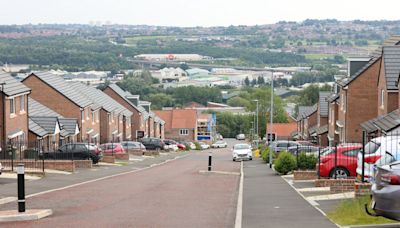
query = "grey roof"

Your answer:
(372, 109), (400, 133)
(29, 97), (62, 117)
(107, 83), (149, 117)
(0, 73), (31, 96)
(382, 46), (400, 90)
(29, 116), (59, 137)
(303, 104), (318, 118)
(59, 118), (79, 137)
(371, 35), (400, 57)
(327, 93), (339, 102)
(319, 92), (330, 117)
(27, 72), (92, 108)
(308, 125), (318, 134)
(316, 124), (328, 135)
(29, 98), (79, 137)
(297, 106), (310, 121)
(337, 57), (379, 87)
(360, 117), (381, 134)
(70, 82), (132, 117)
(29, 119), (48, 137)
